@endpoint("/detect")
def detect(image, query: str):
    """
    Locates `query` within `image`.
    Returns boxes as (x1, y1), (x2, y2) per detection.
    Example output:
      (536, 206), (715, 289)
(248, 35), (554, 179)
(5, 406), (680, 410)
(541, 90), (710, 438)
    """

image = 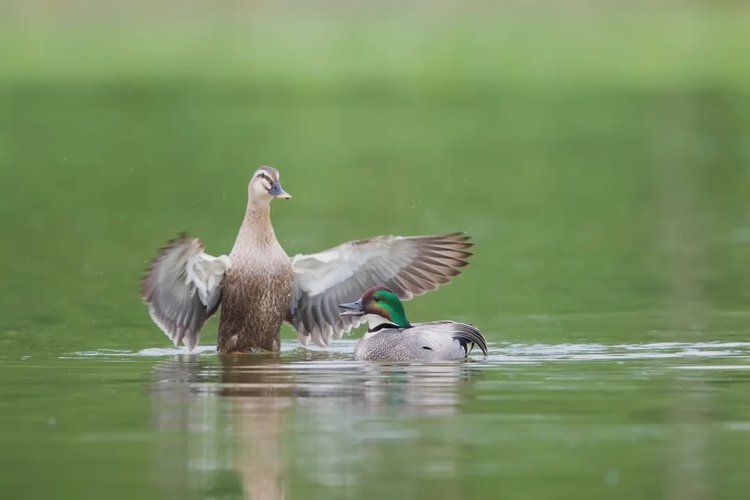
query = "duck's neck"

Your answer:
(372, 299), (411, 330)
(365, 313), (410, 331)
(235, 202), (278, 250)
(387, 304), (411, 329)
